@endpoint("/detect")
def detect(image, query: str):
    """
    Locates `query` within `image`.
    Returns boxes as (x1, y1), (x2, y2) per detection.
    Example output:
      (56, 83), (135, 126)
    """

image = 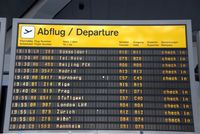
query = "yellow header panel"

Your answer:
(17, 24), (186, 48)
